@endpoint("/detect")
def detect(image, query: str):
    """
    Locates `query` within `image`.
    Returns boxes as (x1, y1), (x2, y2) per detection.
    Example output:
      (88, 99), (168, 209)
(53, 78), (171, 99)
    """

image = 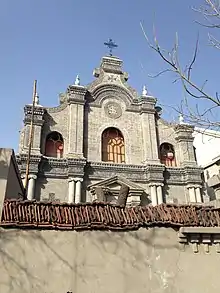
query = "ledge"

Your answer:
(178, 226), (220, 253)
